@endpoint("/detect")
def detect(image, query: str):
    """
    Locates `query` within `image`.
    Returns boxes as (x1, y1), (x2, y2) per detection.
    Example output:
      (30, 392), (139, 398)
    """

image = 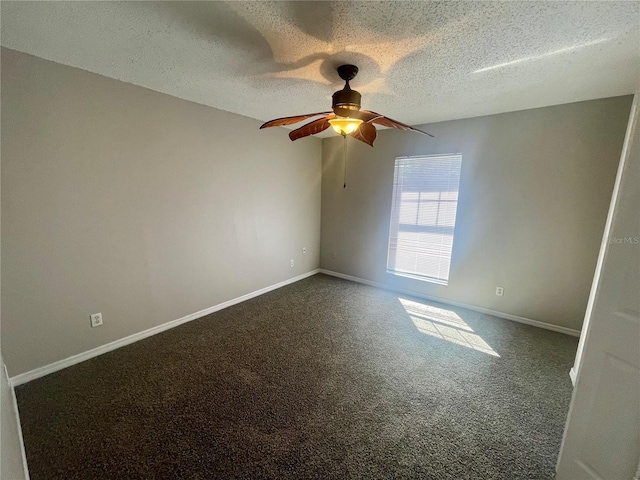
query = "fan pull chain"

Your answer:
(343, 133), (348, 188)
